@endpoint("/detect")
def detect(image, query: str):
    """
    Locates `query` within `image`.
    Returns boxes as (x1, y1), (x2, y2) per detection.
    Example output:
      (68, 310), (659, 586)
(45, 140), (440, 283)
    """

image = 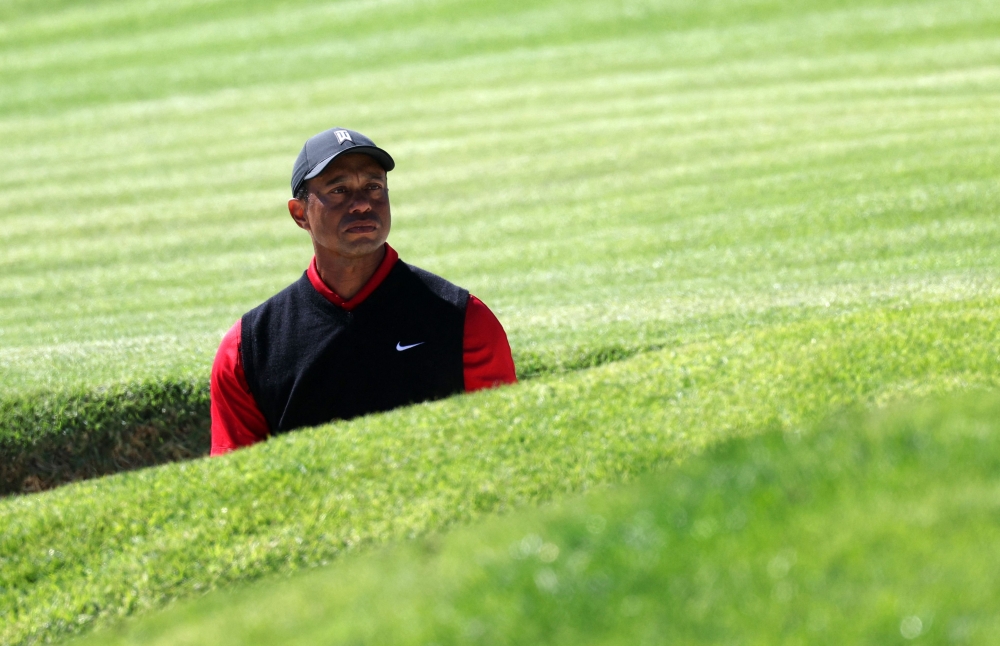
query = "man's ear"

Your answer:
(288, 197), (310, 231)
